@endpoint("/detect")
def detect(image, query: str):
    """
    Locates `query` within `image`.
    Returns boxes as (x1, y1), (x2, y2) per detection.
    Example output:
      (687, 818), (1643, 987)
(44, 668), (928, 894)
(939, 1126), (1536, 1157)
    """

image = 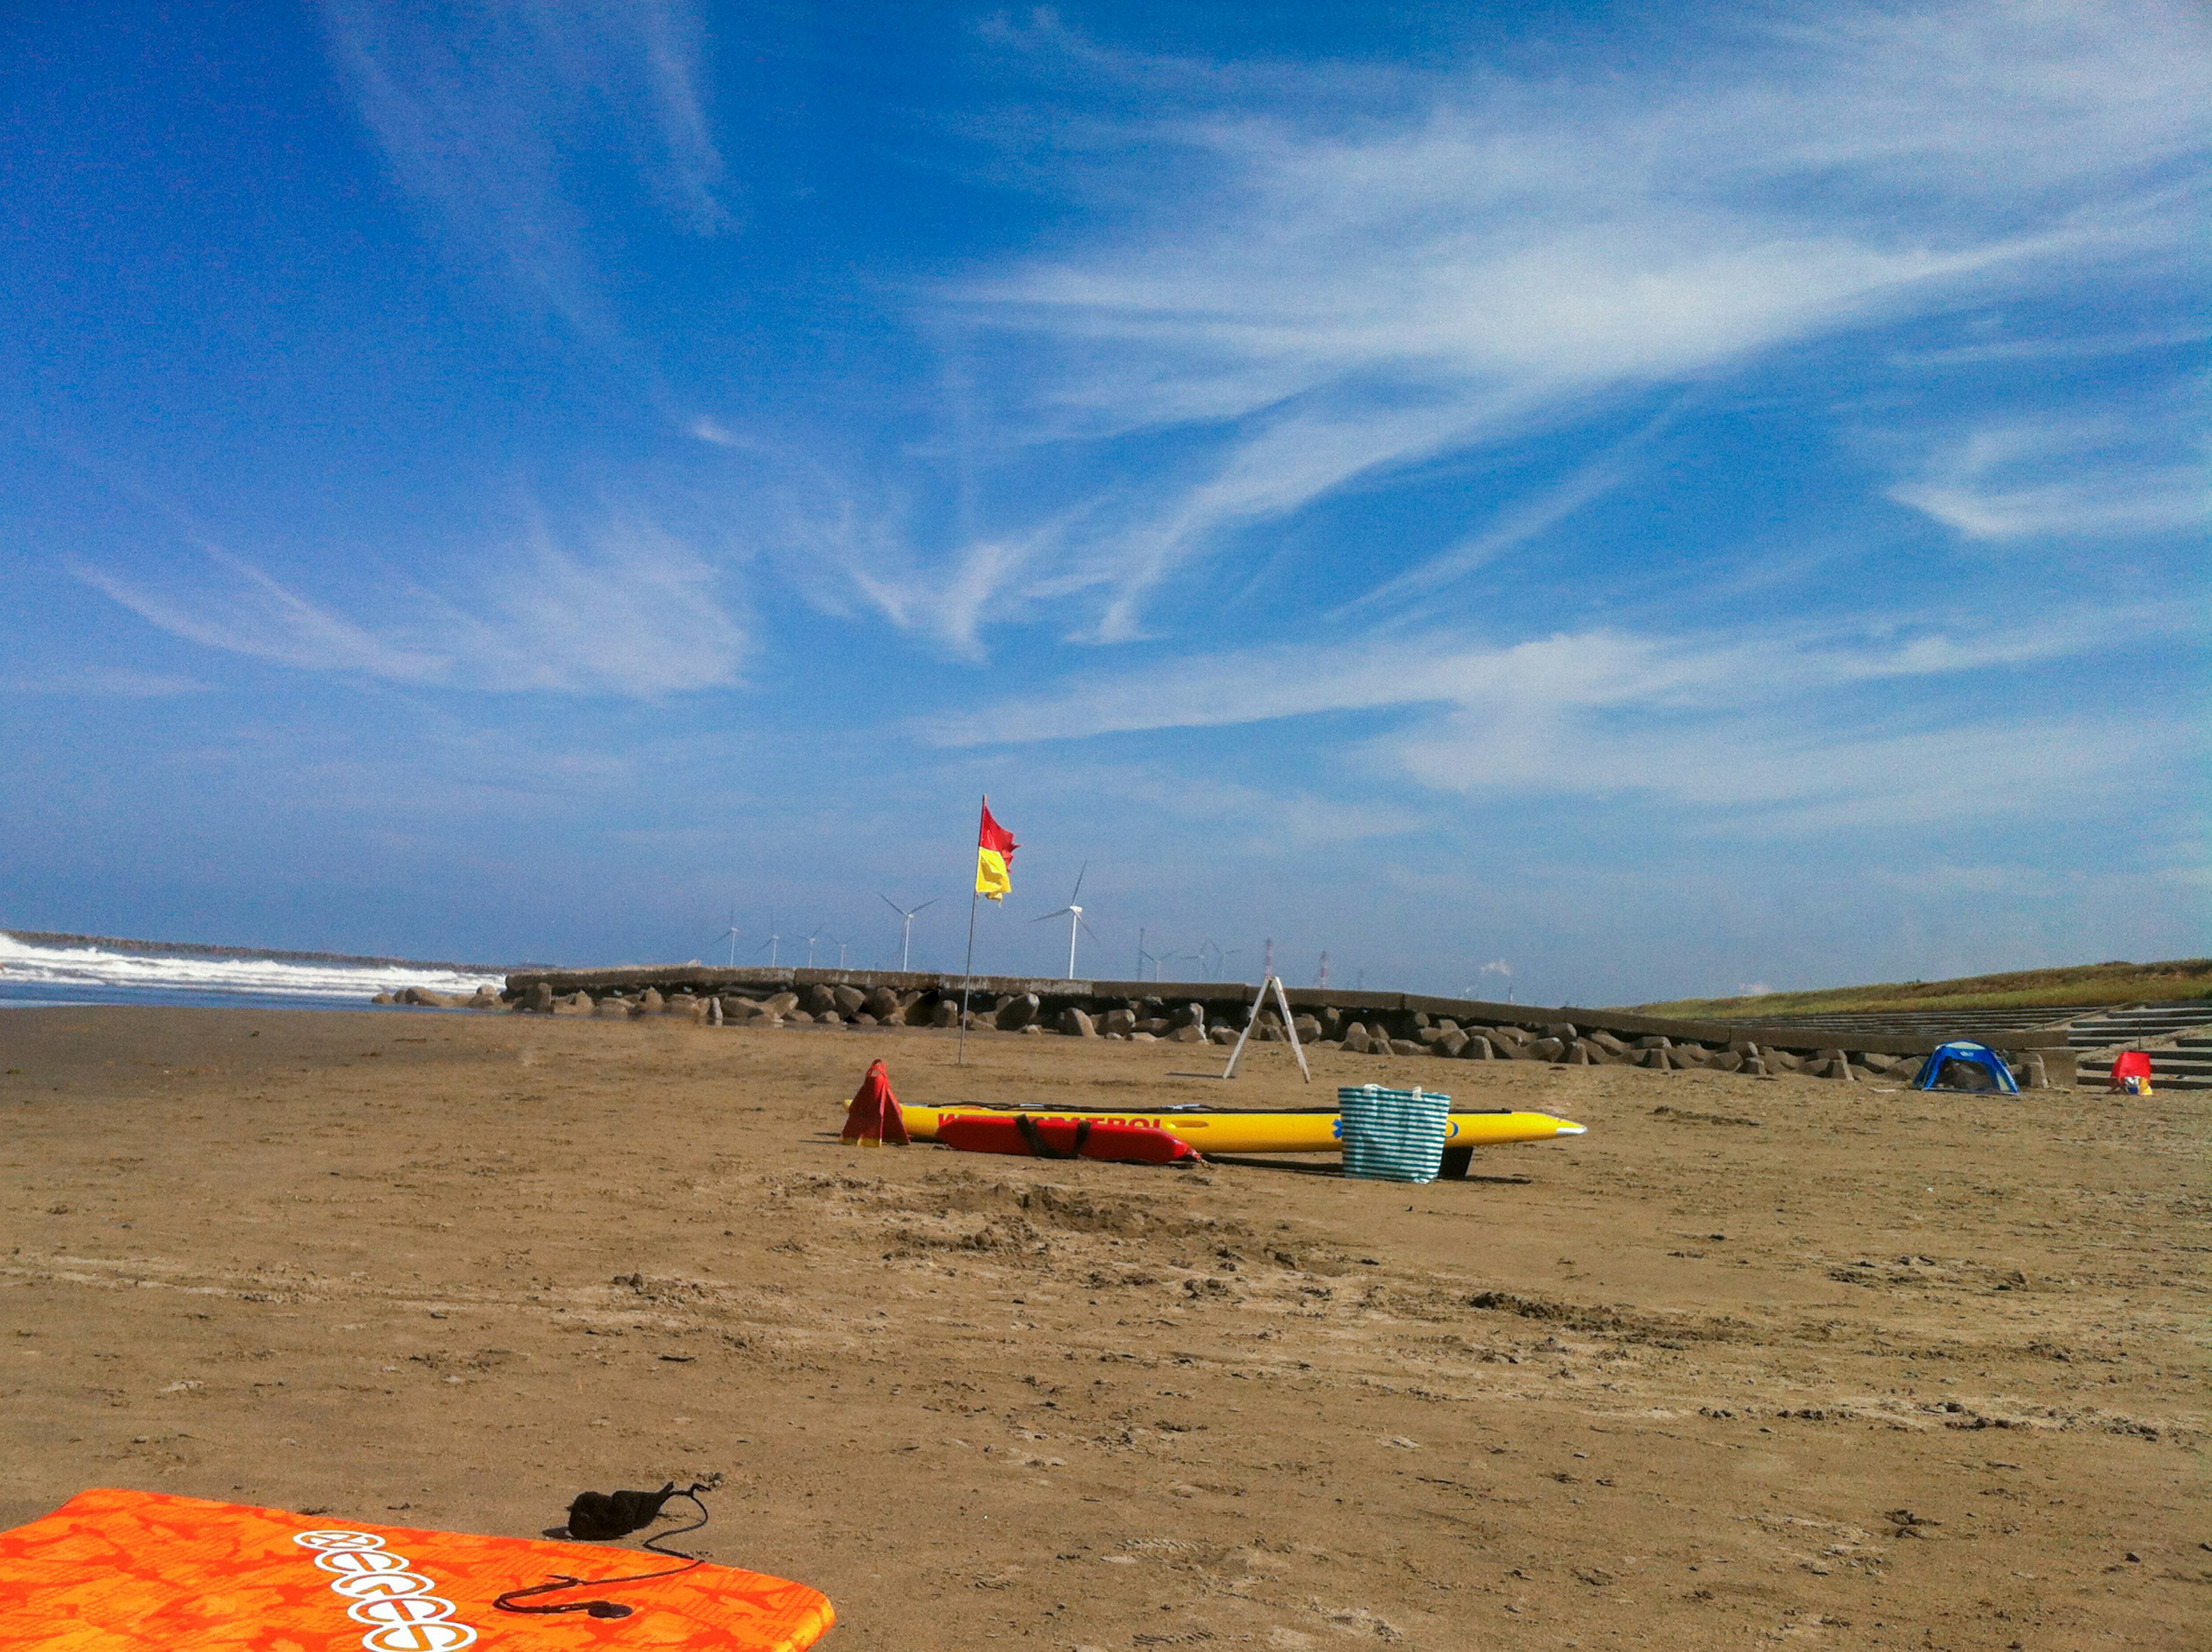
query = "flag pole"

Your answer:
(959, 793), (984, 1066)
(958, 891), (980, 1065)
